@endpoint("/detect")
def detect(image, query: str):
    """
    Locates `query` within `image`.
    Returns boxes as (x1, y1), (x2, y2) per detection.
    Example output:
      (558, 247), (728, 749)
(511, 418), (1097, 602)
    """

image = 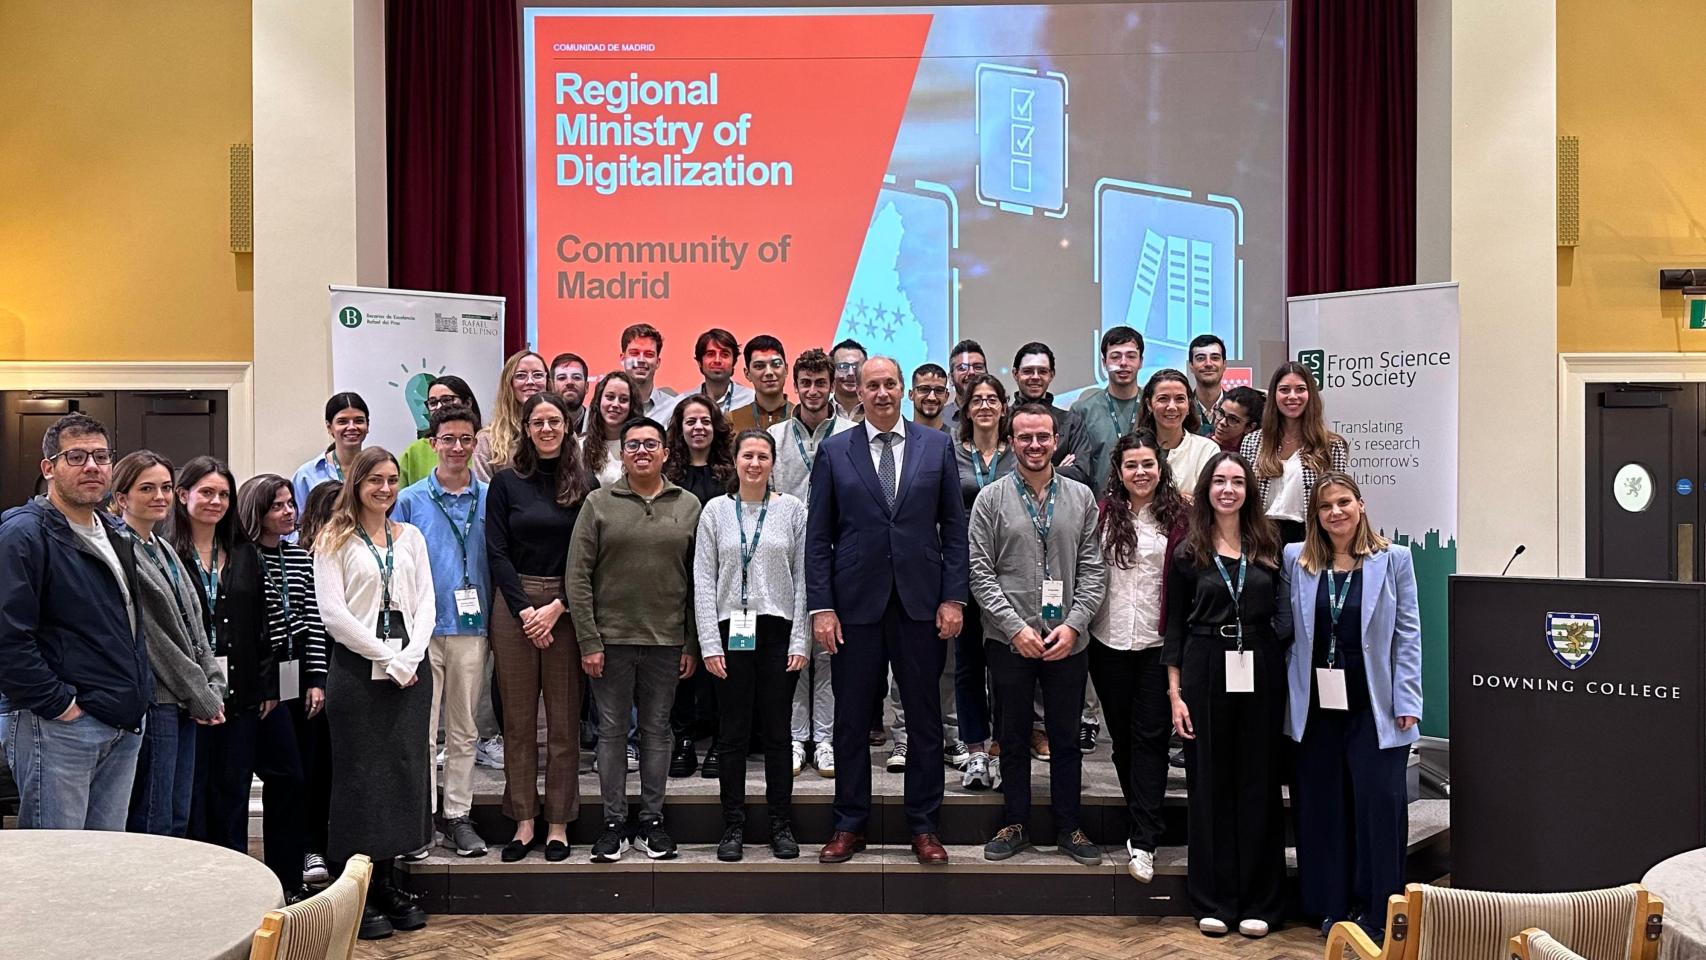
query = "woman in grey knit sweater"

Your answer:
(692, 429), (809, 862)
(111, 451), (227, 837)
